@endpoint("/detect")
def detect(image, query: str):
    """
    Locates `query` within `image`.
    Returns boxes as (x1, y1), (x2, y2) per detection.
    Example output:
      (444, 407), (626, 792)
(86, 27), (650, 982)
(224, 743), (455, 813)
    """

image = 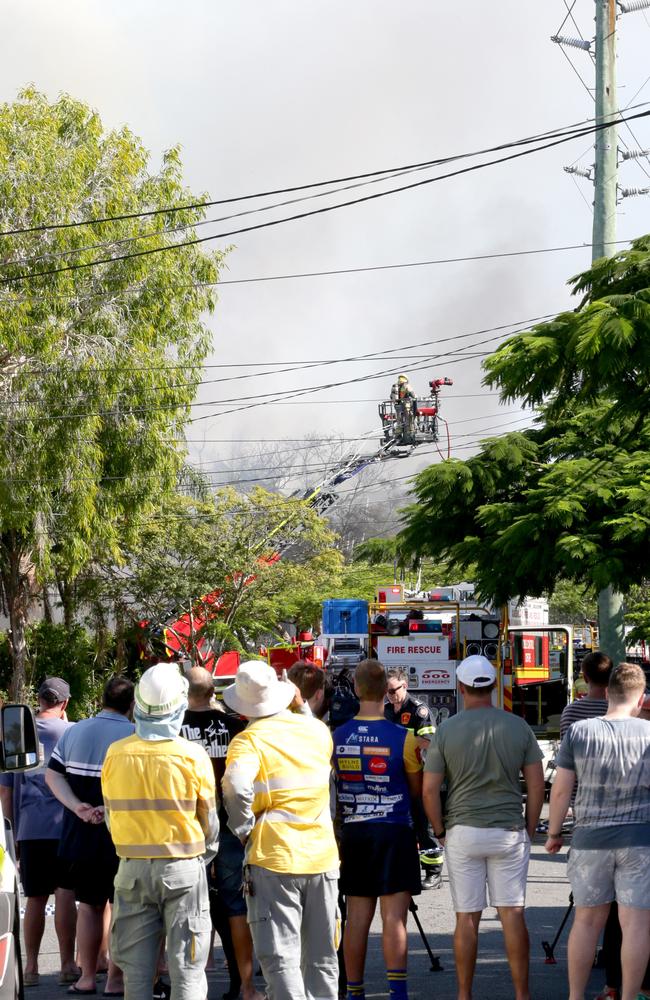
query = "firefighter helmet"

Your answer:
(398, 374), (408, 383)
